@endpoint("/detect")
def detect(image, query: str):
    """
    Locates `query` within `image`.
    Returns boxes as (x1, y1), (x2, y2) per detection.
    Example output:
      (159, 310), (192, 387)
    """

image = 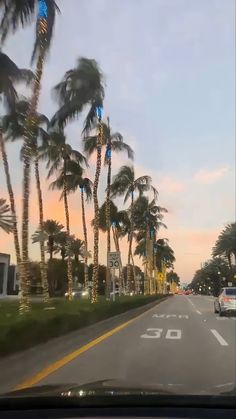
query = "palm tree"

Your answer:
(83, 118), (134, 297)
(3, 98), (50, 299)
(55, 231), (68, 260)
(110, 165), (157, 290)
(0, 1), (60, 312)
(213, 223), (236, 273)
(59, 160), (92, 290)
(32, 219), (64, 260)
(51, 57), (105, 303)
(46, 130), (87, 299)
(154, 239), (176, 271)
(0, 52), (32, 309)
(0, 198), (15, 233)
(70, 237), (84, 262)
(79, 176), (93, 289)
